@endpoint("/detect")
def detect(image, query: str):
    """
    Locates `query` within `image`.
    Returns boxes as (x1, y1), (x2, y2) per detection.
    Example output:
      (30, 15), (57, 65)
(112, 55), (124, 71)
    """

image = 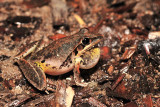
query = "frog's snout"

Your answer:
(94, 35), (104, 48)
